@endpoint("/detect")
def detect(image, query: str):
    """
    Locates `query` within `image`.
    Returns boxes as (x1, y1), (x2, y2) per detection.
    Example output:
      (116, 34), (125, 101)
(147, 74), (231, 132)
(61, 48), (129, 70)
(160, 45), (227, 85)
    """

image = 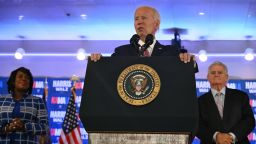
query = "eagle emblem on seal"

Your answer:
(117, 64), (161, 106)
(131, 74), (149, 96)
